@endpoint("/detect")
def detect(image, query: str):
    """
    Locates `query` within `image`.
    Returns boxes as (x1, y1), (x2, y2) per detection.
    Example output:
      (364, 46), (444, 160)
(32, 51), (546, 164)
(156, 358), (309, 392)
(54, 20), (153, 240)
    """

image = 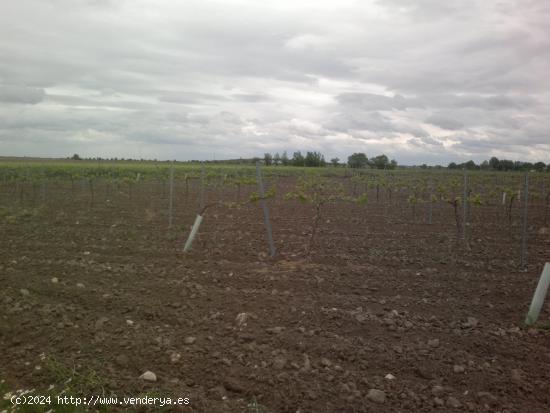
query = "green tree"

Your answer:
(348, 153), (368, 168)
(304, 151), (325, 167)
(330, 157), (340, 167)
(370, 154), (390, 169)
(273, 152), (281, 166)
(292, 151), (305, 166)
(489, 156), (500, 170)
(281, 151), (290, 166)
(71, 154), (82, 161)
(264, 153), (273, 166)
